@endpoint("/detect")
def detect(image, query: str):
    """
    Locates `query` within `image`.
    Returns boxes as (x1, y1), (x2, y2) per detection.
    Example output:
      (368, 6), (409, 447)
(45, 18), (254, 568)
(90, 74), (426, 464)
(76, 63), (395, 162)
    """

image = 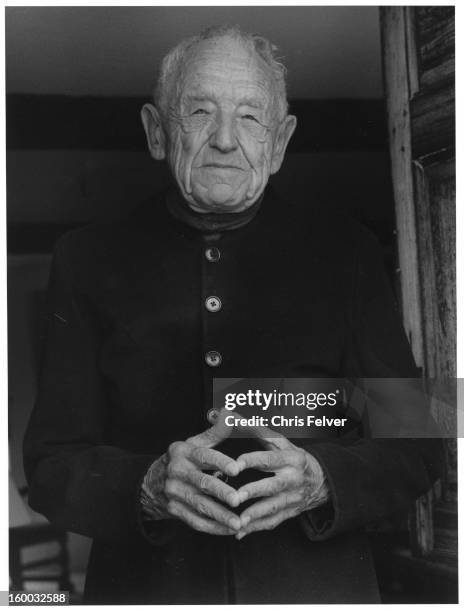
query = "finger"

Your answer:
(236, 450), (296, 472)
(240, 492), (301, 525)
(236, 507), (298, 540)
(186, 470), (248, 507)
(167, 462), (245, 506)
(237, 475), (287, 501)
(166, 480), (241, 530)
(189, 446), (240, 477)
(188, 408), (233, 449)
(167, 499), (237, 536)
